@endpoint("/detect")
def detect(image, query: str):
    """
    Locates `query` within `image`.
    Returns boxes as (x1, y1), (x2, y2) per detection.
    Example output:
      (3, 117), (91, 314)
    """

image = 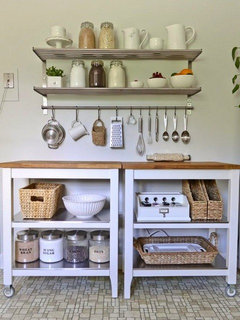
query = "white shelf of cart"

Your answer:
(124, 166), (240, 299)
(13, 209), (110, 229)
(1, 164), (120, 298)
